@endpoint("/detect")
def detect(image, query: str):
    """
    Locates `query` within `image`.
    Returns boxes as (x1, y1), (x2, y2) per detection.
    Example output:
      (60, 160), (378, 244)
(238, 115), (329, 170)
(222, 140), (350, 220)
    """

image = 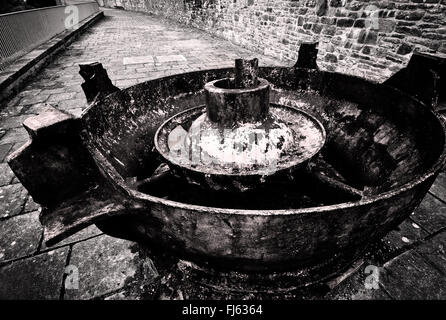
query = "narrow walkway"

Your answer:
(0, 8), (445, 300)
